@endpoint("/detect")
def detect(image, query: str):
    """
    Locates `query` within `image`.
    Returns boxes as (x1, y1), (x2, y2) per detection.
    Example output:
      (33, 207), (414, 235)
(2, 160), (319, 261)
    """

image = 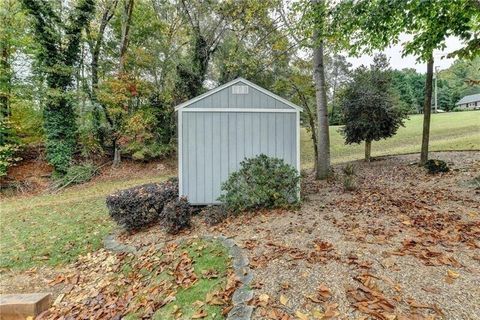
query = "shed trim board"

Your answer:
(176, 78), (302, 205)
(182, 108), (298, 113)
